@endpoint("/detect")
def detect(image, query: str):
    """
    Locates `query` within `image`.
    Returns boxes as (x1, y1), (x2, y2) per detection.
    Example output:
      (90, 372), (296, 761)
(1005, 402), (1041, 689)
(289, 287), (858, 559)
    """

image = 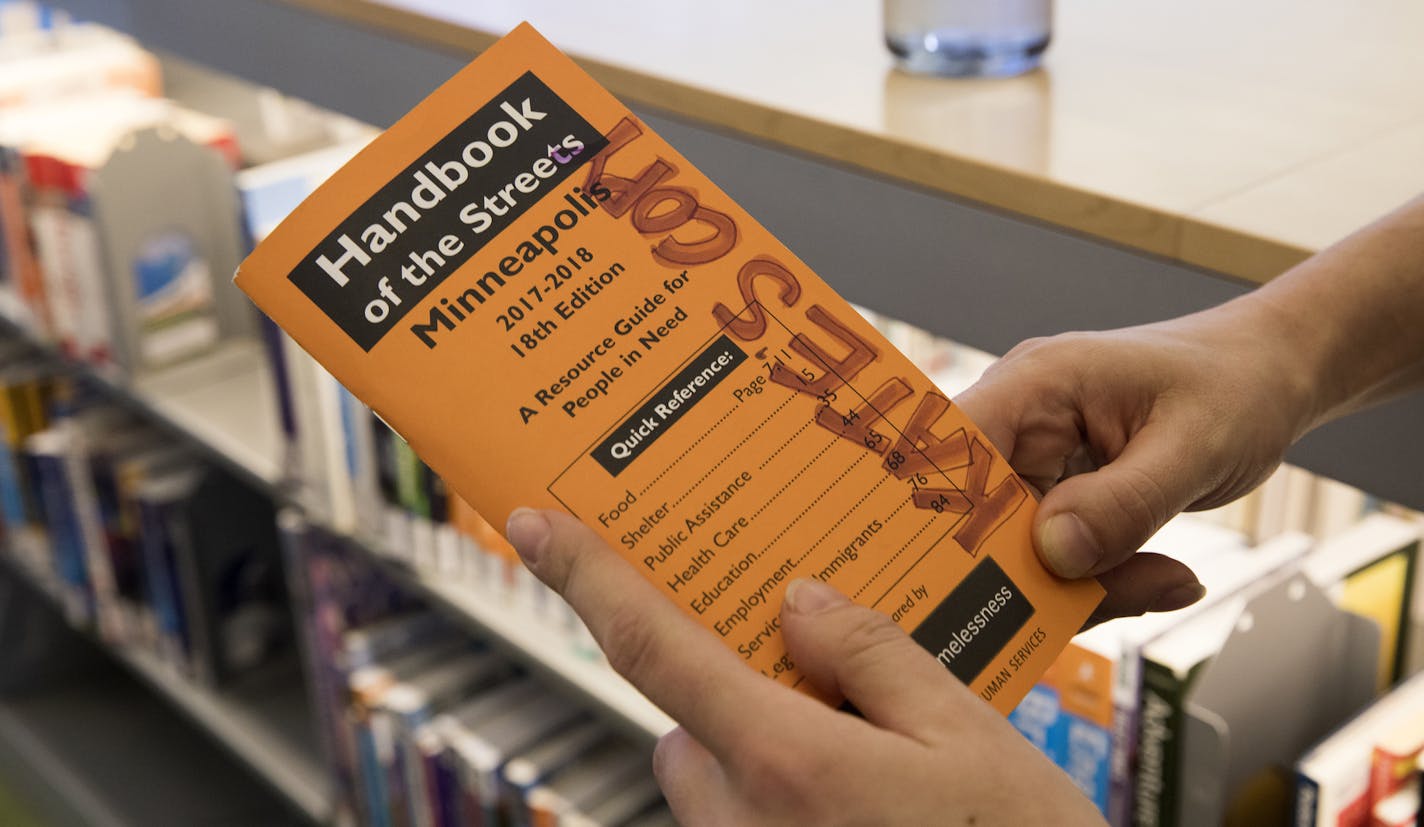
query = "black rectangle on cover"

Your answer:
(591, 335), (746, 477)
(911, 557), (1034, 684)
